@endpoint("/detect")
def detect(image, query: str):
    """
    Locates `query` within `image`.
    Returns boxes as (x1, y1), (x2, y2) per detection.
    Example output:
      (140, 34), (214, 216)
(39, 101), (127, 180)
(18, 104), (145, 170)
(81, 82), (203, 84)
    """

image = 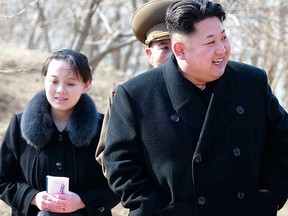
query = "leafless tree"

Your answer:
(0, 0), (287, 106)
(224, 0), (288, 106)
